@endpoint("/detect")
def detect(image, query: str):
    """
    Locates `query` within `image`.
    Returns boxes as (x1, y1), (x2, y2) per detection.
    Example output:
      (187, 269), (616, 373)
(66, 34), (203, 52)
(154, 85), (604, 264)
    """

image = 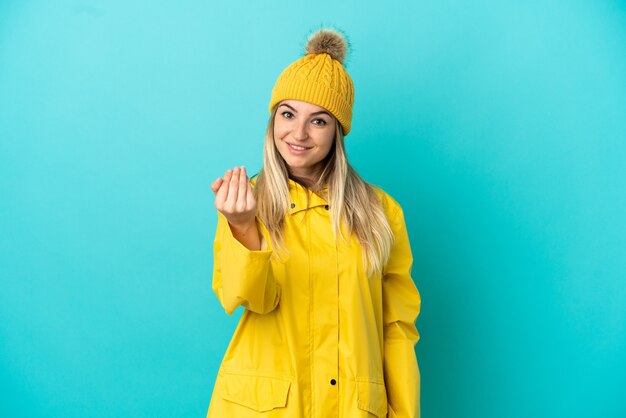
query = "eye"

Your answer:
(281, 111), (294, 119)
(312, 118), (327, 126)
